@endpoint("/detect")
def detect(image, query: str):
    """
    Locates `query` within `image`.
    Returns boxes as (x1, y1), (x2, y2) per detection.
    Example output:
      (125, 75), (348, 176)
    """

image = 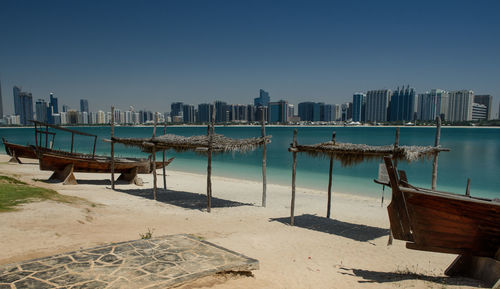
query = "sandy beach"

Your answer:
(0, 154), (483, 288)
